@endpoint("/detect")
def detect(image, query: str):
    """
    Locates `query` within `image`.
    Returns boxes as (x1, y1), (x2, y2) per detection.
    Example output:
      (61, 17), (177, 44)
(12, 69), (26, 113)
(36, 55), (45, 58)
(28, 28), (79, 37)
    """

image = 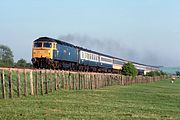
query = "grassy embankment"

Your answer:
(0, 78), (180, 119)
